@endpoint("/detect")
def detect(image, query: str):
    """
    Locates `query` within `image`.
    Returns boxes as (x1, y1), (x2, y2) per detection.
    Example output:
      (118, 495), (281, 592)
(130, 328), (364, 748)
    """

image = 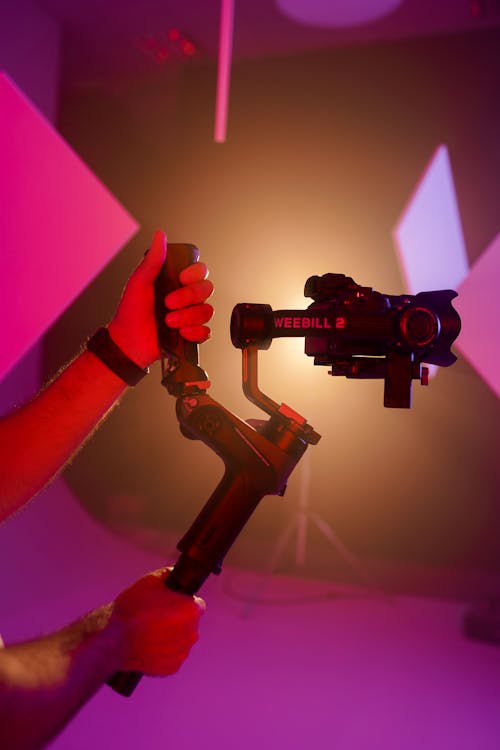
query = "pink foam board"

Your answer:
(393, 144), (469, 295)
(454, 233), (500, 399)
(0, 72), (139, 382)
